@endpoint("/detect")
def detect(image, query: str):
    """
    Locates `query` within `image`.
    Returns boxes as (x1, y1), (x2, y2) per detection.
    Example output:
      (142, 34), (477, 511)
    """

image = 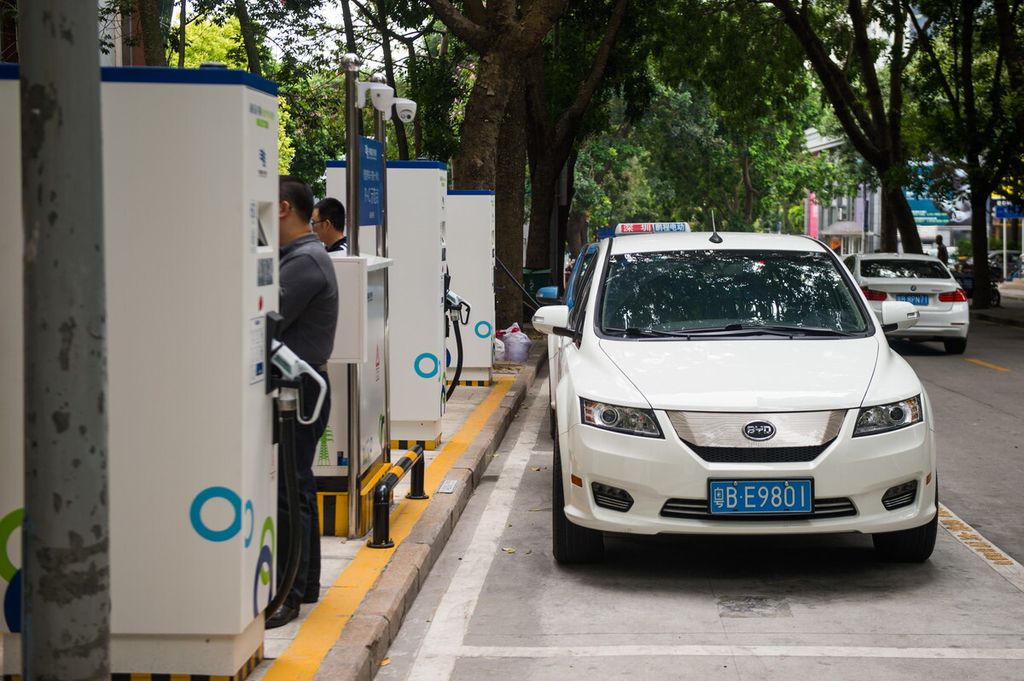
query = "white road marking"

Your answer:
(939, 503), (1024, 593)
(456, 644), (1024, 661)
(407, 390), (545, 680)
